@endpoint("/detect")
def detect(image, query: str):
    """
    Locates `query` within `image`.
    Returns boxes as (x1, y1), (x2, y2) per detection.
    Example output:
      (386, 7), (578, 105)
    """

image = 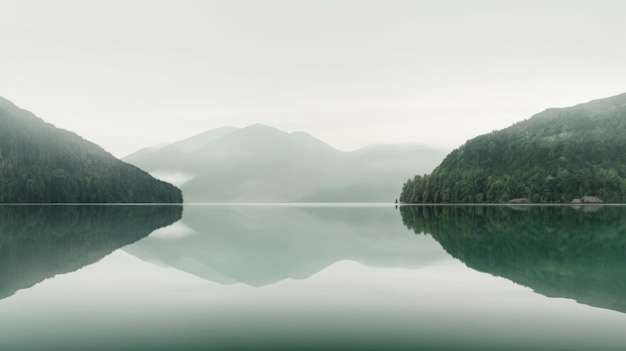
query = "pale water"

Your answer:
(1, 204), (626, 350)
